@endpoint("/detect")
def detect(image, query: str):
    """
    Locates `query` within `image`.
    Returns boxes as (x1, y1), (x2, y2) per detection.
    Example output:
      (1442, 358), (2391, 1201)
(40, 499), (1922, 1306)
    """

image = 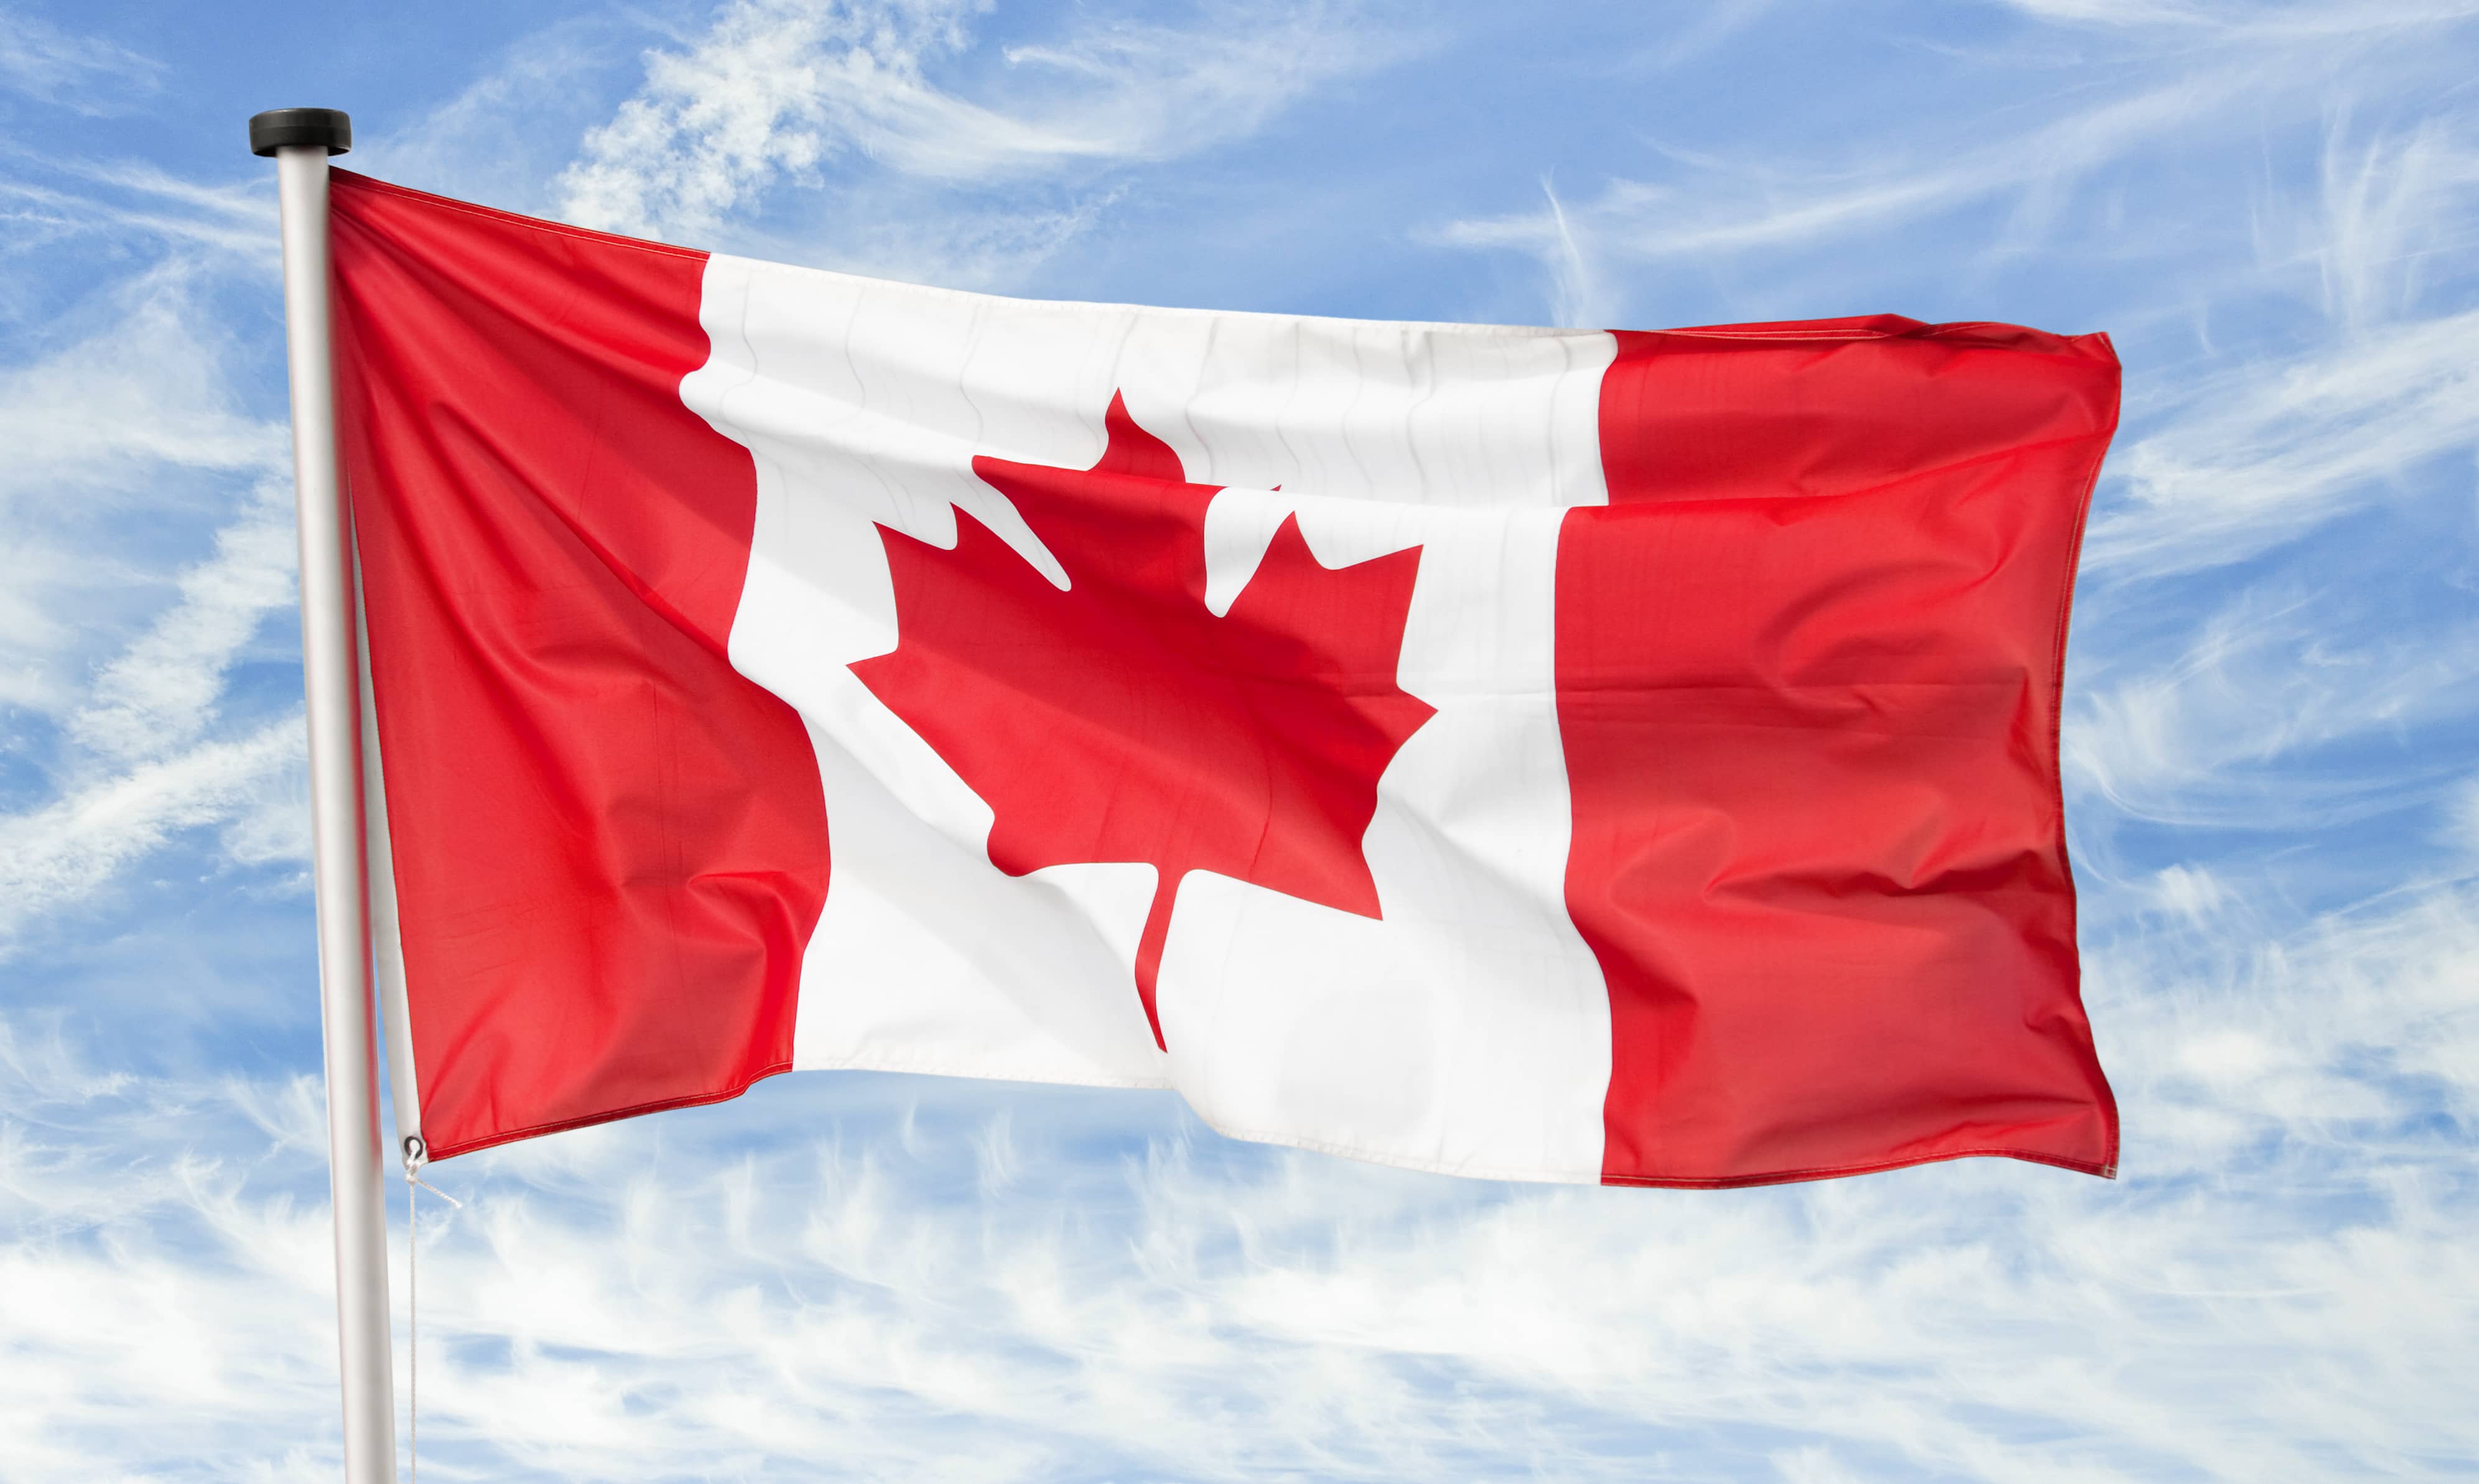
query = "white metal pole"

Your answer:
(256, 107), (399, 1484)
